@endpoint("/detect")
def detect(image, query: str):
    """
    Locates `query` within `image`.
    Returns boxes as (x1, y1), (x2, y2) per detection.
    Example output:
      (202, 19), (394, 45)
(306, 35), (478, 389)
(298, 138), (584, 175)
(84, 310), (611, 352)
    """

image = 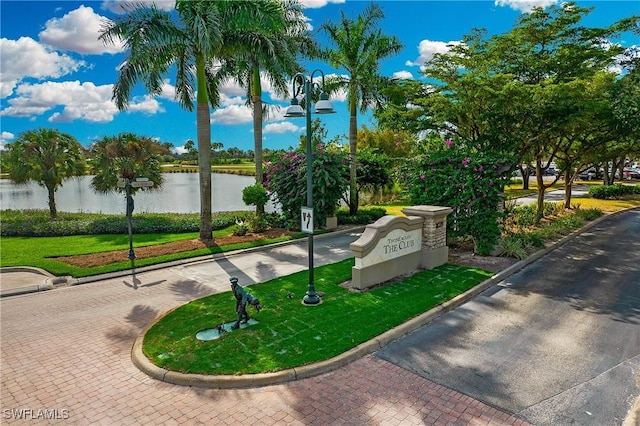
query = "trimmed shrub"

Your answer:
(588, 184), (640, 199)
(0, 210), (253, 237)
(336, 206), (387, 225)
